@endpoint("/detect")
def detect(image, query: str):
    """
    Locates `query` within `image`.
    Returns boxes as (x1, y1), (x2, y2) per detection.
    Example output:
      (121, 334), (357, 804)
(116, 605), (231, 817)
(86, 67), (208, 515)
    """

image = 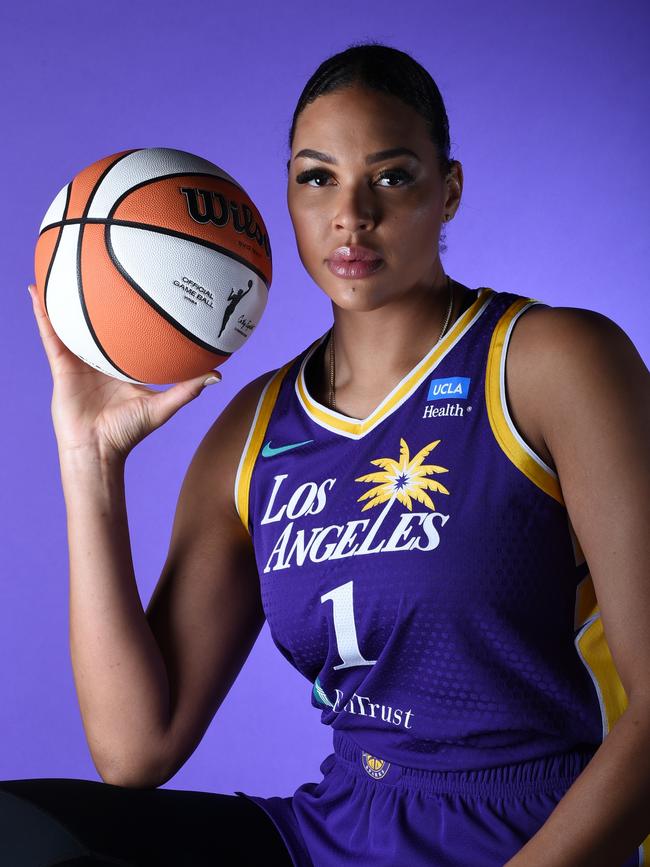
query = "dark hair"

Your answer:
(287, 41), (454, 178)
